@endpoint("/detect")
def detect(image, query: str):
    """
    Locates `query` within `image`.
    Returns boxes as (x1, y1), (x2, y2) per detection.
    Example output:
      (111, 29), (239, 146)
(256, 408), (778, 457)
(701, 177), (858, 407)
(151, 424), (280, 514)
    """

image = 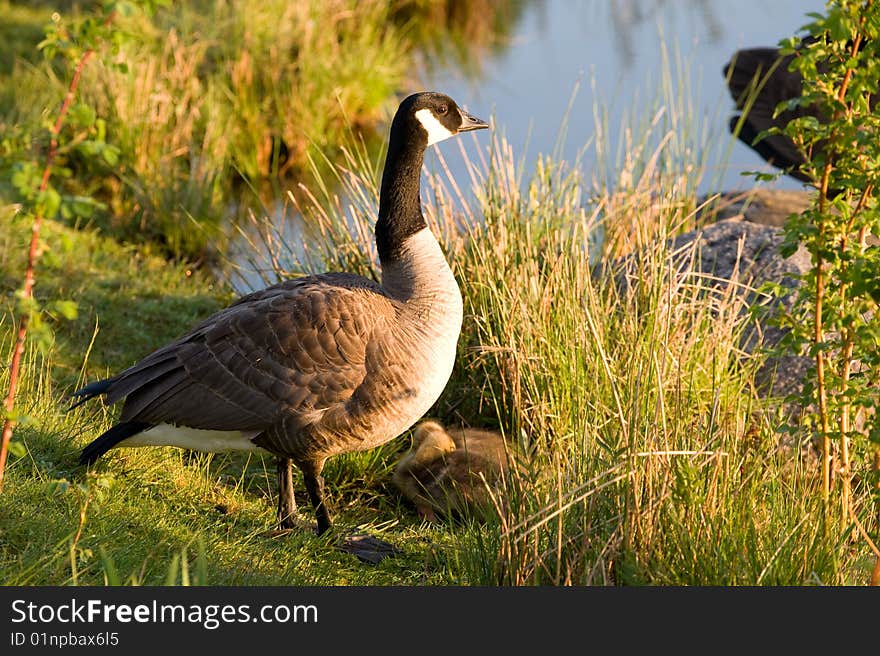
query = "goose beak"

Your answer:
(459, 110), (489, 132)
